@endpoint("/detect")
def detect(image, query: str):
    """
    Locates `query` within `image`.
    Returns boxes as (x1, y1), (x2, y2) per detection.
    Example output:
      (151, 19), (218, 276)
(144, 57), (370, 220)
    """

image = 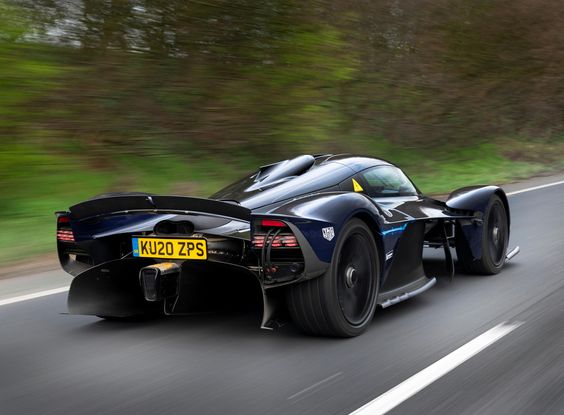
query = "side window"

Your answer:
(360, 166), (418, 197)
